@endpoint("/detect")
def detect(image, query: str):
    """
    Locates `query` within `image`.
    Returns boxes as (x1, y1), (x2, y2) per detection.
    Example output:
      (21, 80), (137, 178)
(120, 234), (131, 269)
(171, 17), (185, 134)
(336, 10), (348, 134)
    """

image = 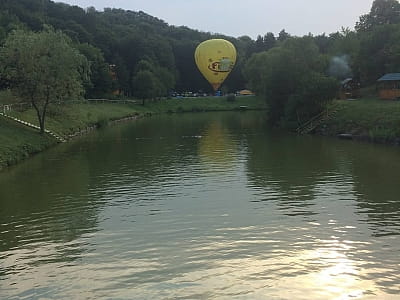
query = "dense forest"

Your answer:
(0, 0), (400, 125)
